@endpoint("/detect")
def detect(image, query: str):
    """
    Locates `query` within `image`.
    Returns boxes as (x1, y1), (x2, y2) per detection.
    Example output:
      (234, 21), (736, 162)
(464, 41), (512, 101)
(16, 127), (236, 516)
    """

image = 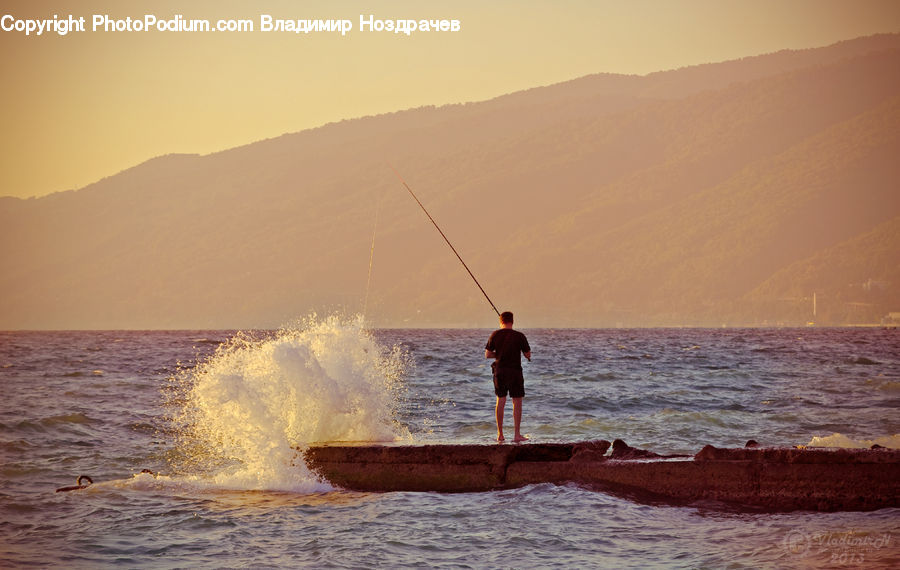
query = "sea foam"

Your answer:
(167, 315), (410, 491)
(806, 432), (900, 449)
